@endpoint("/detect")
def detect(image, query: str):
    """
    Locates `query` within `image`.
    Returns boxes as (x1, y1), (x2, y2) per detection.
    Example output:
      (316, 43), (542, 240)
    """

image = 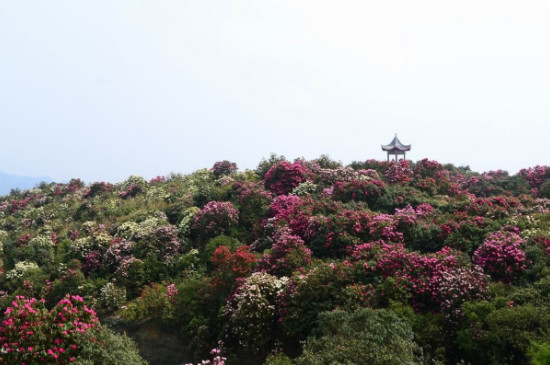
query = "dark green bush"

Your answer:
(295, 308), (421, 365)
